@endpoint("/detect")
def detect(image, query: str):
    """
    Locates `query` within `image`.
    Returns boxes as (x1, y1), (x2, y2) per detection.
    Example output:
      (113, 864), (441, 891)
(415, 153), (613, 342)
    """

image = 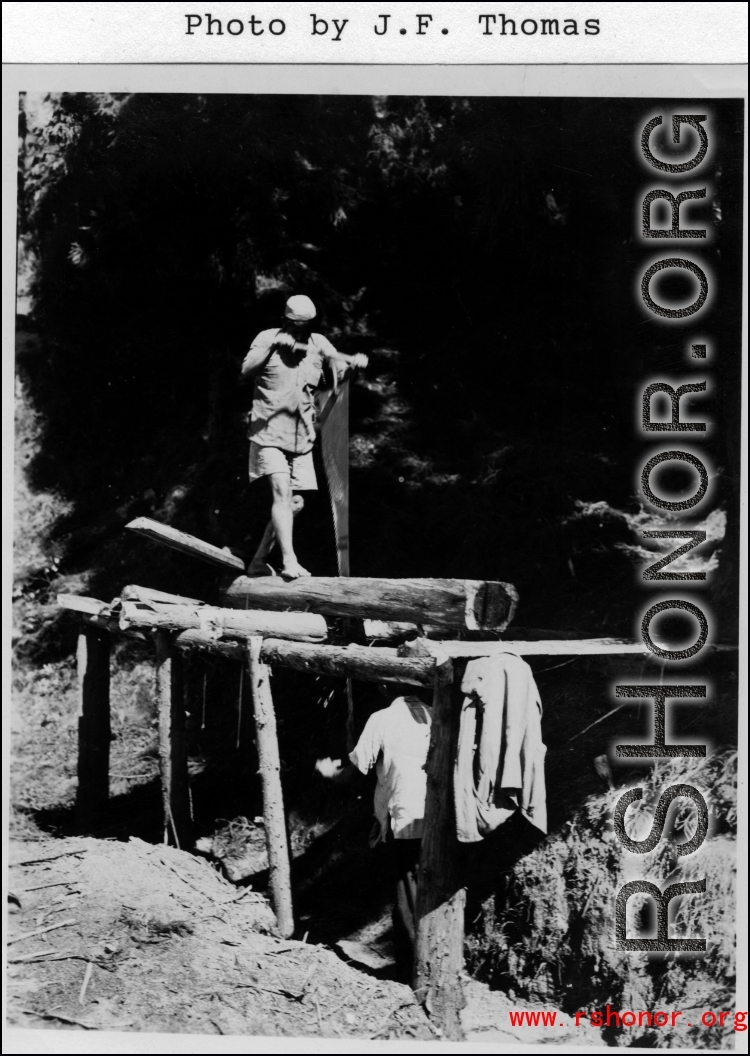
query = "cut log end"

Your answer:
(465, 580), (519, 633)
